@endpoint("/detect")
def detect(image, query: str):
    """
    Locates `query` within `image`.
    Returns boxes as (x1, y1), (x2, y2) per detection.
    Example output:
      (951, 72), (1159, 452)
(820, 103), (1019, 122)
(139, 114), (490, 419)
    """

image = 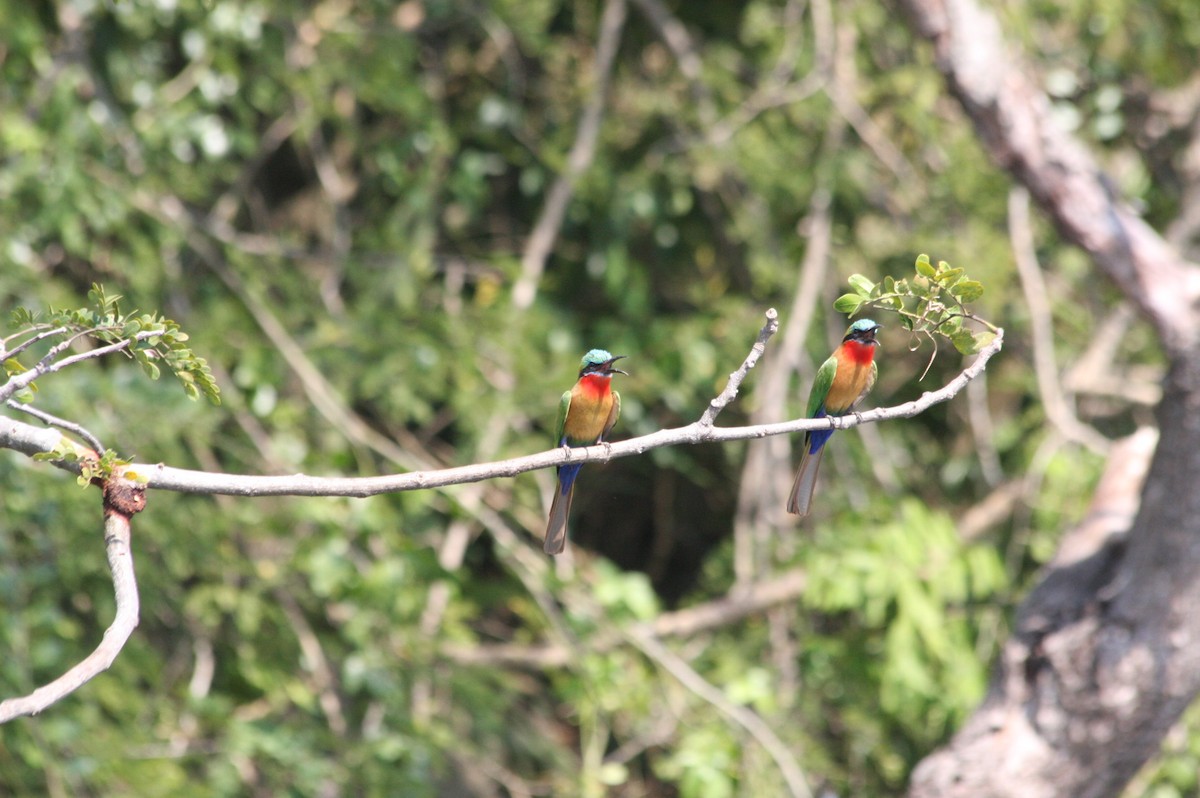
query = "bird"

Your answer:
(544, 349), (627, 554)
(787, 318), (881, 516)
